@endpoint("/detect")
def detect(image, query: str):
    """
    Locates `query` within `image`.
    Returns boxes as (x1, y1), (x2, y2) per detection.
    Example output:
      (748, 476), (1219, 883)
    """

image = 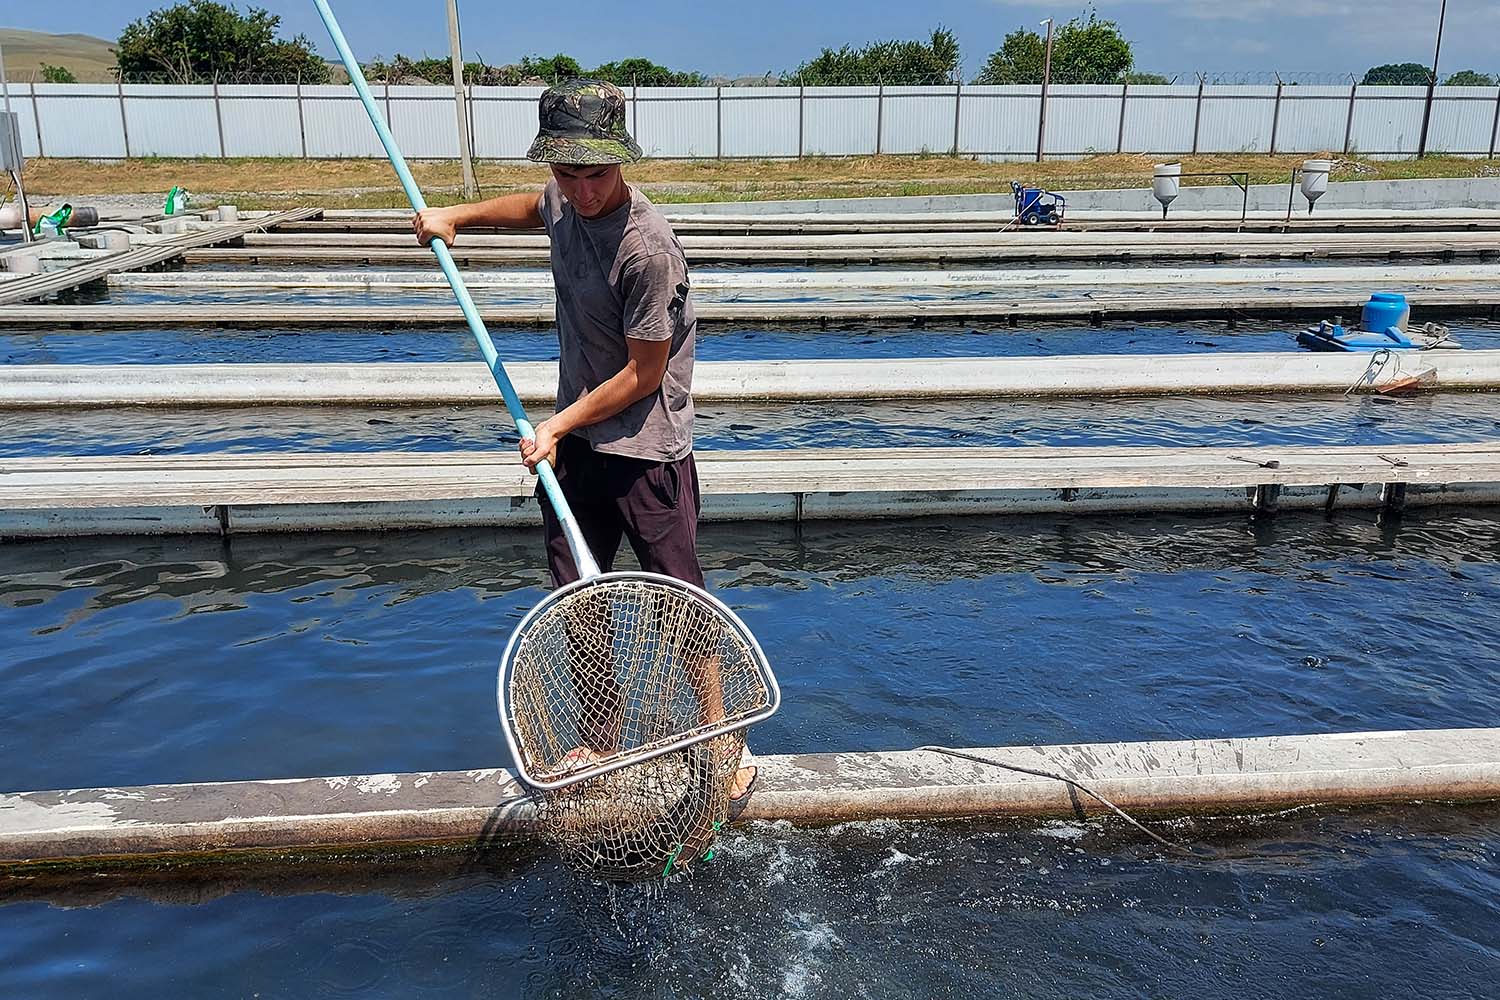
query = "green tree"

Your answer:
(786, 27), (960, 85)
(972, 29), (1044, 84)
(590, 57), (705, 87)
(40, 64), (77, 83)
(974, 11), (1133, 85)
(519, 54), (585, 83)
(116, 1), (330, 83)
(1445, 69), (1496, 86)
(1052, 11), (1132, 84)
(1361, 62), (1432, 85)
(1124, 71), (1170, 85)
